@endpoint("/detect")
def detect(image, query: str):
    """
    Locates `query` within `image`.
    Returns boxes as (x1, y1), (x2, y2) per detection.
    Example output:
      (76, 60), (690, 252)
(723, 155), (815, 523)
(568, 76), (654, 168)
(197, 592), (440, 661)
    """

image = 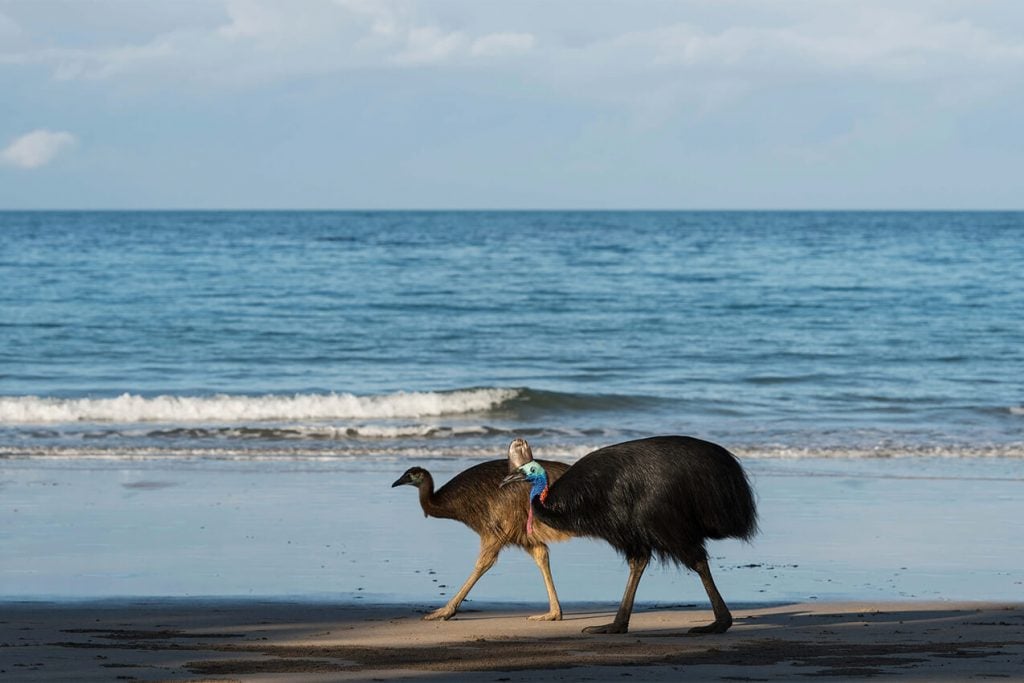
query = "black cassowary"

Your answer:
(500, 436), (757, 634)
(393, 458), (571, 621)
